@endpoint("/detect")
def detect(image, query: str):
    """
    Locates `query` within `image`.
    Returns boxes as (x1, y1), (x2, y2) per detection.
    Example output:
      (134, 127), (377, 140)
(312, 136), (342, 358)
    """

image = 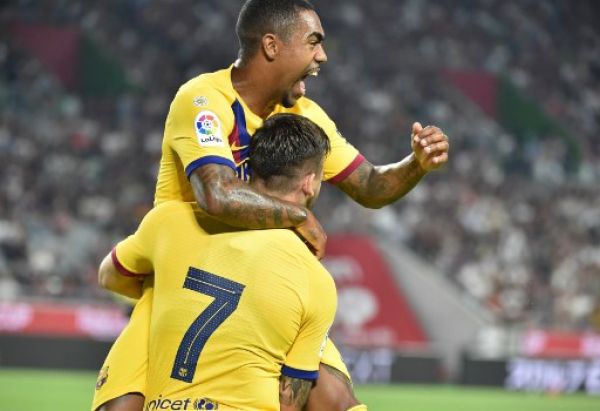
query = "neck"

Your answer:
(250, 180), (305, 206)
(232, 58), (280, 119)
